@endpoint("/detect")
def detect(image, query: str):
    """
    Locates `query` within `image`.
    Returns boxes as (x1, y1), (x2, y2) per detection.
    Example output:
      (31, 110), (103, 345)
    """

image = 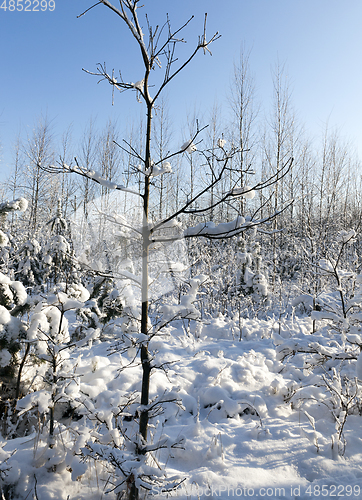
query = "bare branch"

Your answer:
(153, 123), (208, 167)
(153, 18), (220, 102)
(153, 15), (195, 61)
(77, 1), (102, 18)
(114, 139), (144, 163)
